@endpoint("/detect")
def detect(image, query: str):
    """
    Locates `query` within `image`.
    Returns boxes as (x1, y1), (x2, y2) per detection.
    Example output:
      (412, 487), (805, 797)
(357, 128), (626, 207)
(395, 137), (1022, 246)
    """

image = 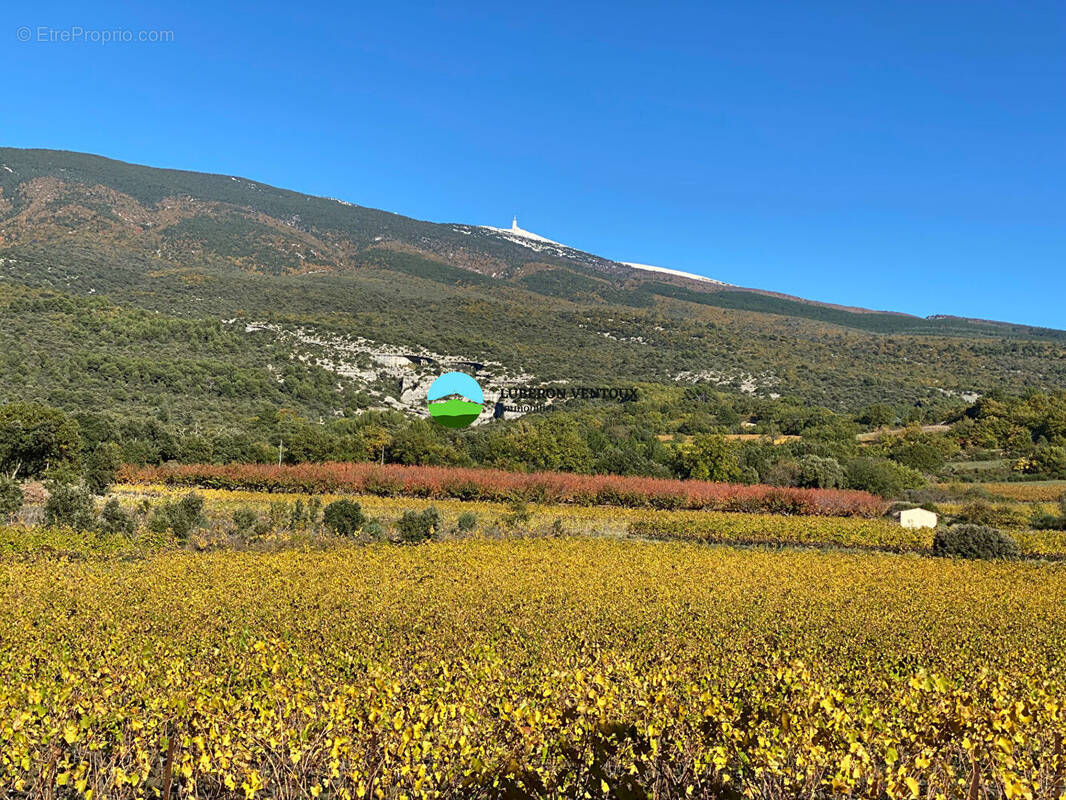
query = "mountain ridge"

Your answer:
(1, 146), (1065, 424)
(2, 146), (1059, 335)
